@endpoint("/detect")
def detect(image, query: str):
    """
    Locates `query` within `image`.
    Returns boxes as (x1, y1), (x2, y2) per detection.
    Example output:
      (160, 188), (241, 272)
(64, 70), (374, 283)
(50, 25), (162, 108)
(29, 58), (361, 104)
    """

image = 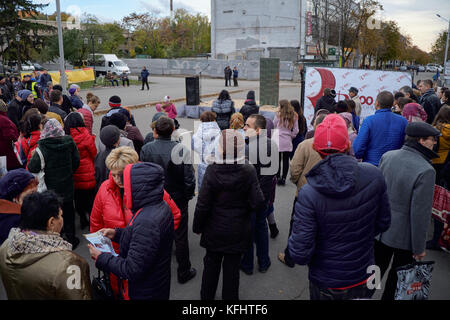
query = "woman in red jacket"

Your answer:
(90, 146), (180, 299)
(64, 112), (97, 229)
(20, 111), (42, 167)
